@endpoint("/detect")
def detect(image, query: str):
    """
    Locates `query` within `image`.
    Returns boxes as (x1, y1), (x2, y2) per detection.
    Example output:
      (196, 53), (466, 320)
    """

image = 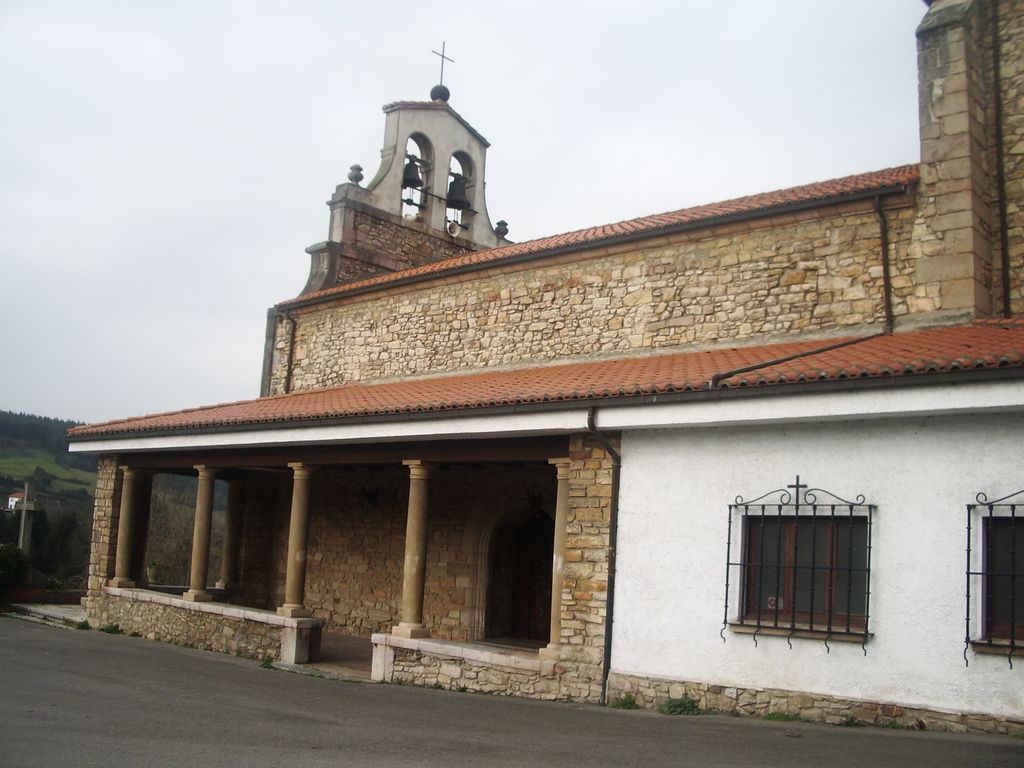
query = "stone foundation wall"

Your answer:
(268, 202), (919, 395)
(606, 671), (1024, 736)
(391, 648), (561, 699)
(87, 592), (282, 660)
